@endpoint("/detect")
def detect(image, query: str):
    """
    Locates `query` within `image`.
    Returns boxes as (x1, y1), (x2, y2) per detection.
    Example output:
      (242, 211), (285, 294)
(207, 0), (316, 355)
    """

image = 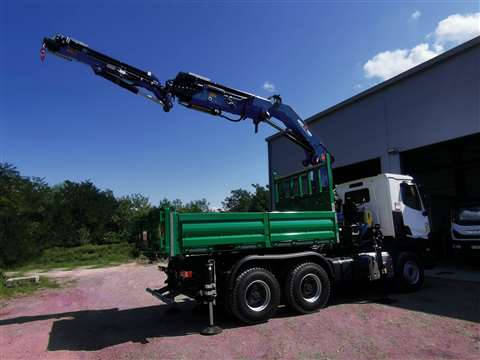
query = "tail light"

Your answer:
(179, 270), (193, 279)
